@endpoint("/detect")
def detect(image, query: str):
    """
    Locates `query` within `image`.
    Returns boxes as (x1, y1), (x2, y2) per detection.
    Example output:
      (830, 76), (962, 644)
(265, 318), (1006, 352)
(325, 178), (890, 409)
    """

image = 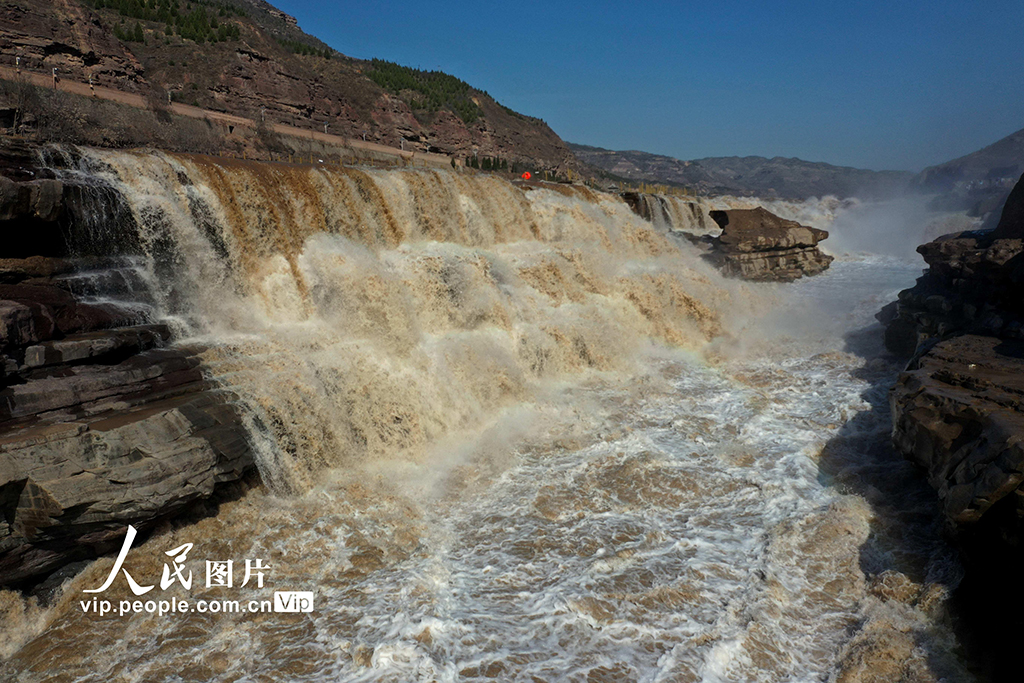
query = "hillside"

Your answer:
(0, 0), (578, 171)
(915, 126), (1024, 192)
(912, 125), (1024, 217)
(570, 143), (913, 199)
